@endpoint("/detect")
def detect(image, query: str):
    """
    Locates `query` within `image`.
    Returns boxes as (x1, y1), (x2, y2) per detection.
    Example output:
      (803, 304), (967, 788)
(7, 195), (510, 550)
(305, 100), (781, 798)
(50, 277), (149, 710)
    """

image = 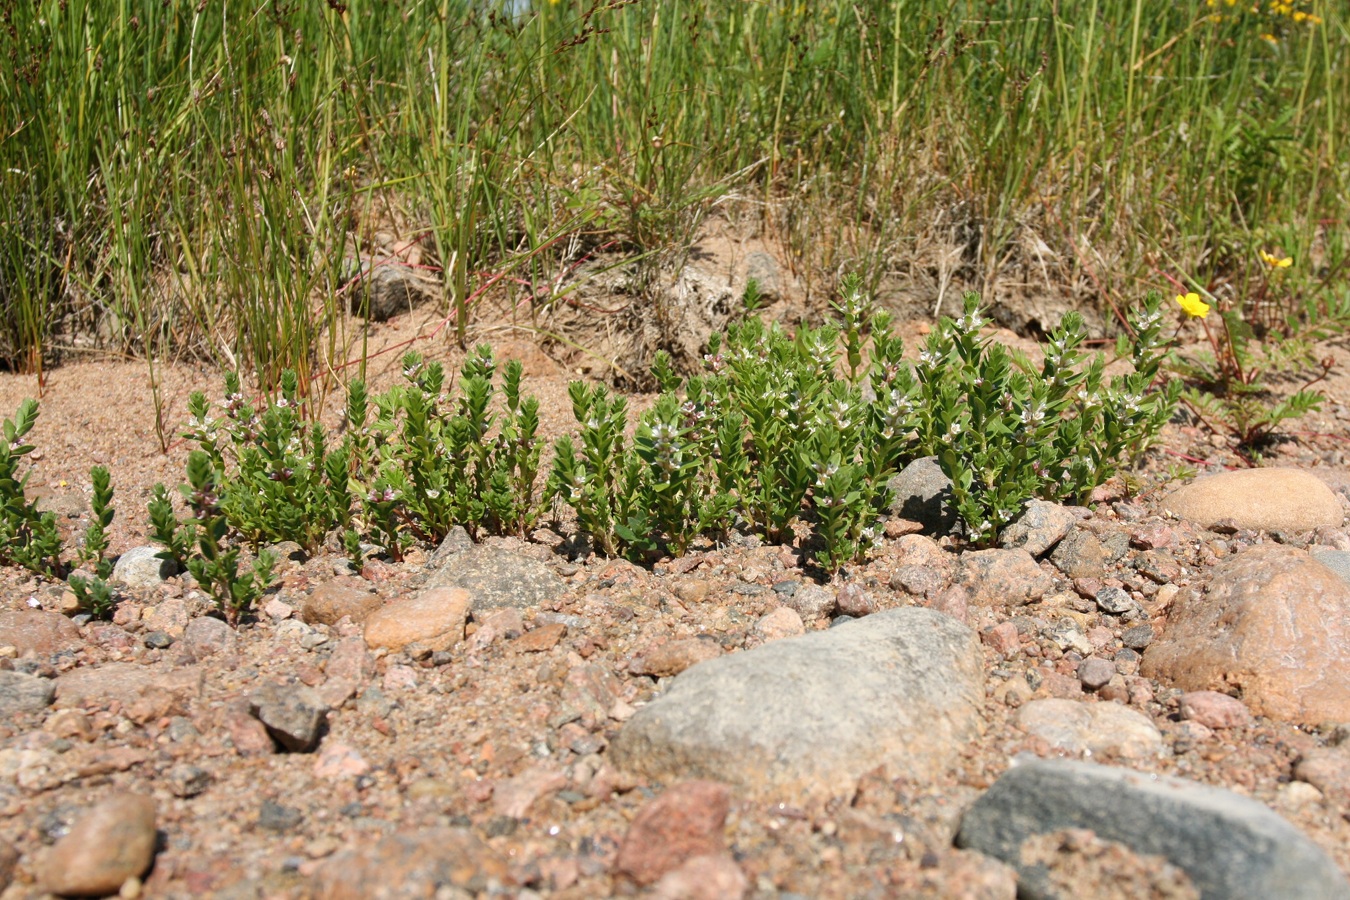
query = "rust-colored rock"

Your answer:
(0, 610), (80, 656)
(311, 828), (508, 899)
(1142, 546), (1350, 724)
(615, 780), (731, 885)
(628, 637), (724, 677)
